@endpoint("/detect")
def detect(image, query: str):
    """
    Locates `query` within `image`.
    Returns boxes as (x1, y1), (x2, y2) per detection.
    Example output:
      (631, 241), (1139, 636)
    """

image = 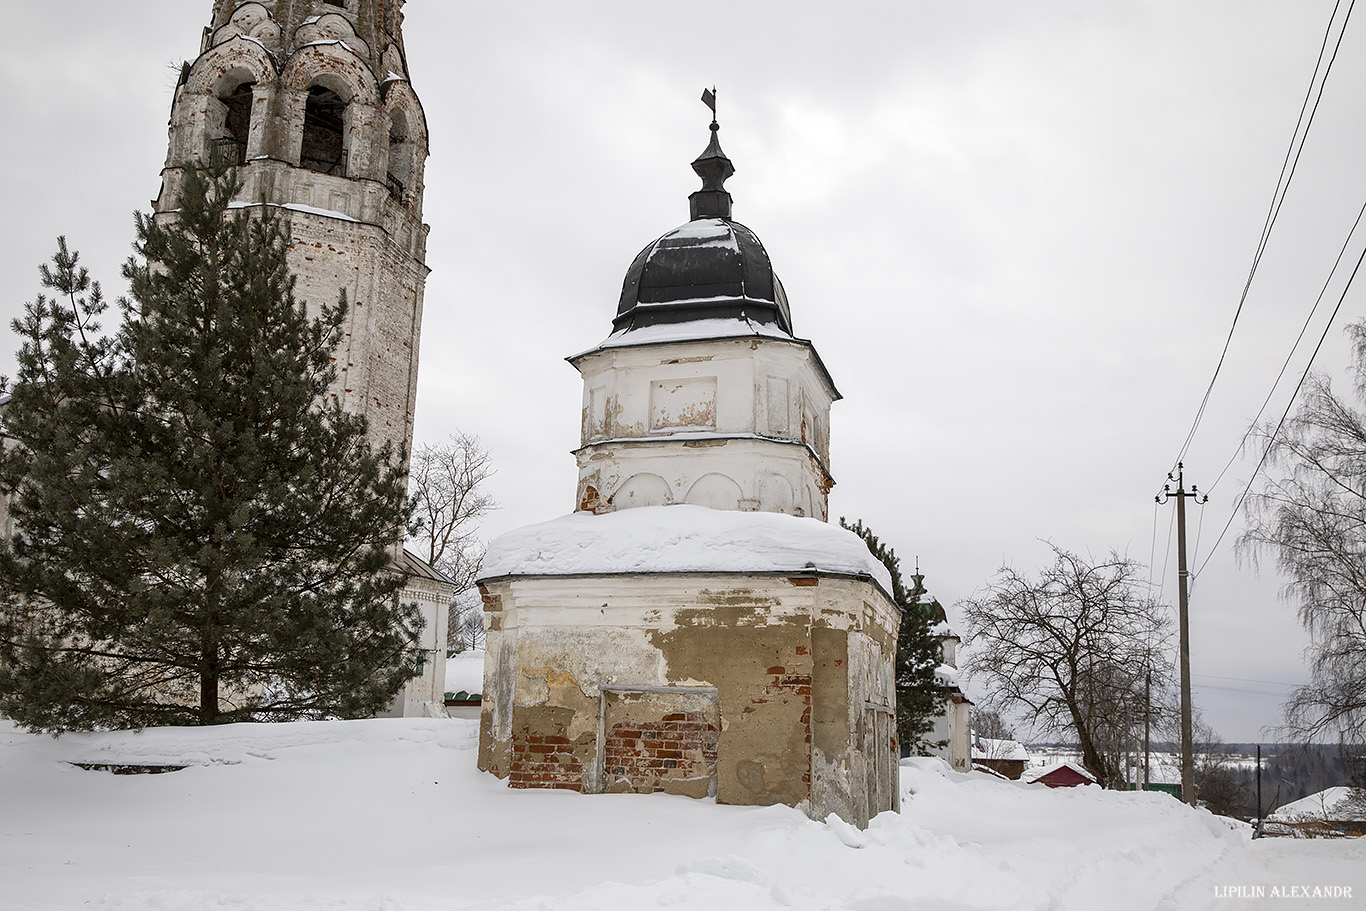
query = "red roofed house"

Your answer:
(1025, 760), (1097, 789)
